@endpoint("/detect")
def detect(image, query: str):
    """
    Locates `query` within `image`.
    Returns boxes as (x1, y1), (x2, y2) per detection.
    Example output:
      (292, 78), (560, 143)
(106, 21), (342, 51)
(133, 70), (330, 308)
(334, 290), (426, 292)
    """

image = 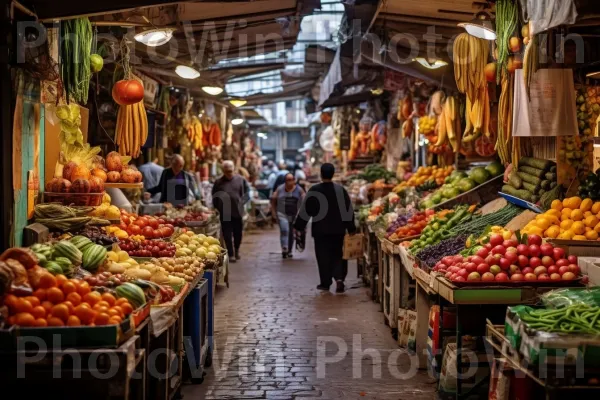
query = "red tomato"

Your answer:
(130, 224), (142, 235)
(119, 222), (128, 230)
(164, 226), (174, 236)
(112, 79), (144, 105)
(149, 219), (159, 229)
(142, 226), (154, 238)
